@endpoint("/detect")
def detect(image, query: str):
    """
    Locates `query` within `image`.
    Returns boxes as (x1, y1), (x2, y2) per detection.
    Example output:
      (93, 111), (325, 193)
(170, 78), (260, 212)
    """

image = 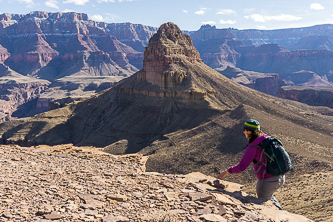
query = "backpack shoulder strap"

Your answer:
(255, 148), (266, 174)
(257, 138), (274, 162)
(255, 137), (274, 178)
